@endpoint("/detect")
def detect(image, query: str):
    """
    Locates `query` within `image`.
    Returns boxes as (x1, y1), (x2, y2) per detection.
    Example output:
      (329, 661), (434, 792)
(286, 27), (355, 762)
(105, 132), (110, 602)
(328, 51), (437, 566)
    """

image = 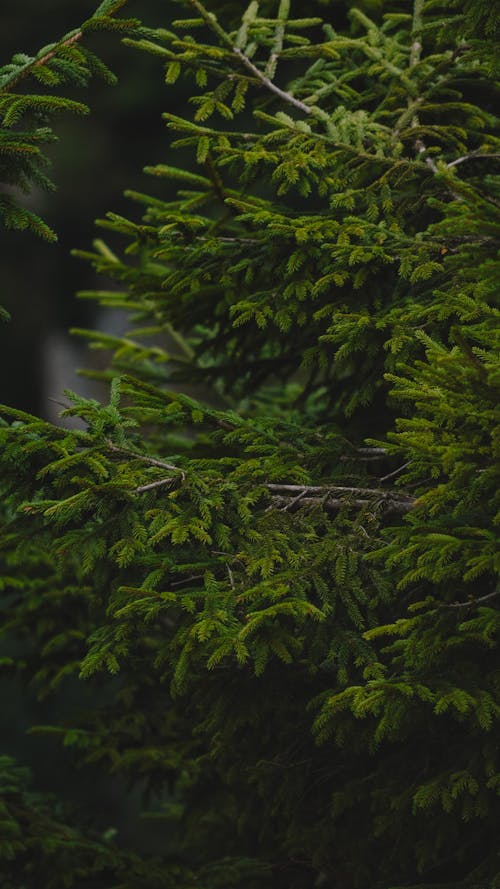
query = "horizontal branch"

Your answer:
(269, 495), (412, 515)
(339, 447), (388, 462)
(267, 483), (414, 501)
(415, 139), (438, 174)
(106, 440), (186, 481)
(447, 151), (500, 169)
(267, 483), (414, 515)
(134, 476), (178, 494)
(441, 590), (500, 610)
